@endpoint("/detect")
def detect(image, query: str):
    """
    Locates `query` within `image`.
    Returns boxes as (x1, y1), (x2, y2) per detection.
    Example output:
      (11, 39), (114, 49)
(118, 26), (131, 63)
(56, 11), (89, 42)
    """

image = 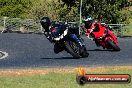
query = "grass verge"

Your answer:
(0, 66), (132, 88)
(123, 19), (132, 36)
(123, 25), (132, 36)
